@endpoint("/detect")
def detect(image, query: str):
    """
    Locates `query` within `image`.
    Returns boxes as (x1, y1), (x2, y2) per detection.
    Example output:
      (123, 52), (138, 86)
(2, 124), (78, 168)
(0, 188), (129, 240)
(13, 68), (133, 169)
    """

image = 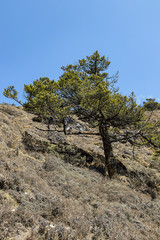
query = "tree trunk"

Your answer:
(47, 118), (50, 139)
(62, 118), (67, 135)
(99, 124), (115, 178)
